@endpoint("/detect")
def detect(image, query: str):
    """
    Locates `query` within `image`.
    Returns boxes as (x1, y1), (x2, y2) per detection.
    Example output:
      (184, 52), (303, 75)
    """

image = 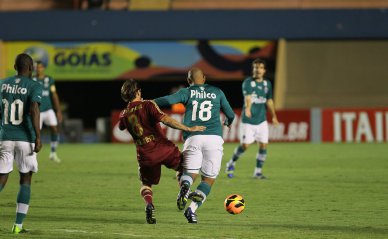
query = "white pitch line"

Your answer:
(54, 229), (103, 234)
(54, 229), (204, 238)
(112, 233), (204, 238)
